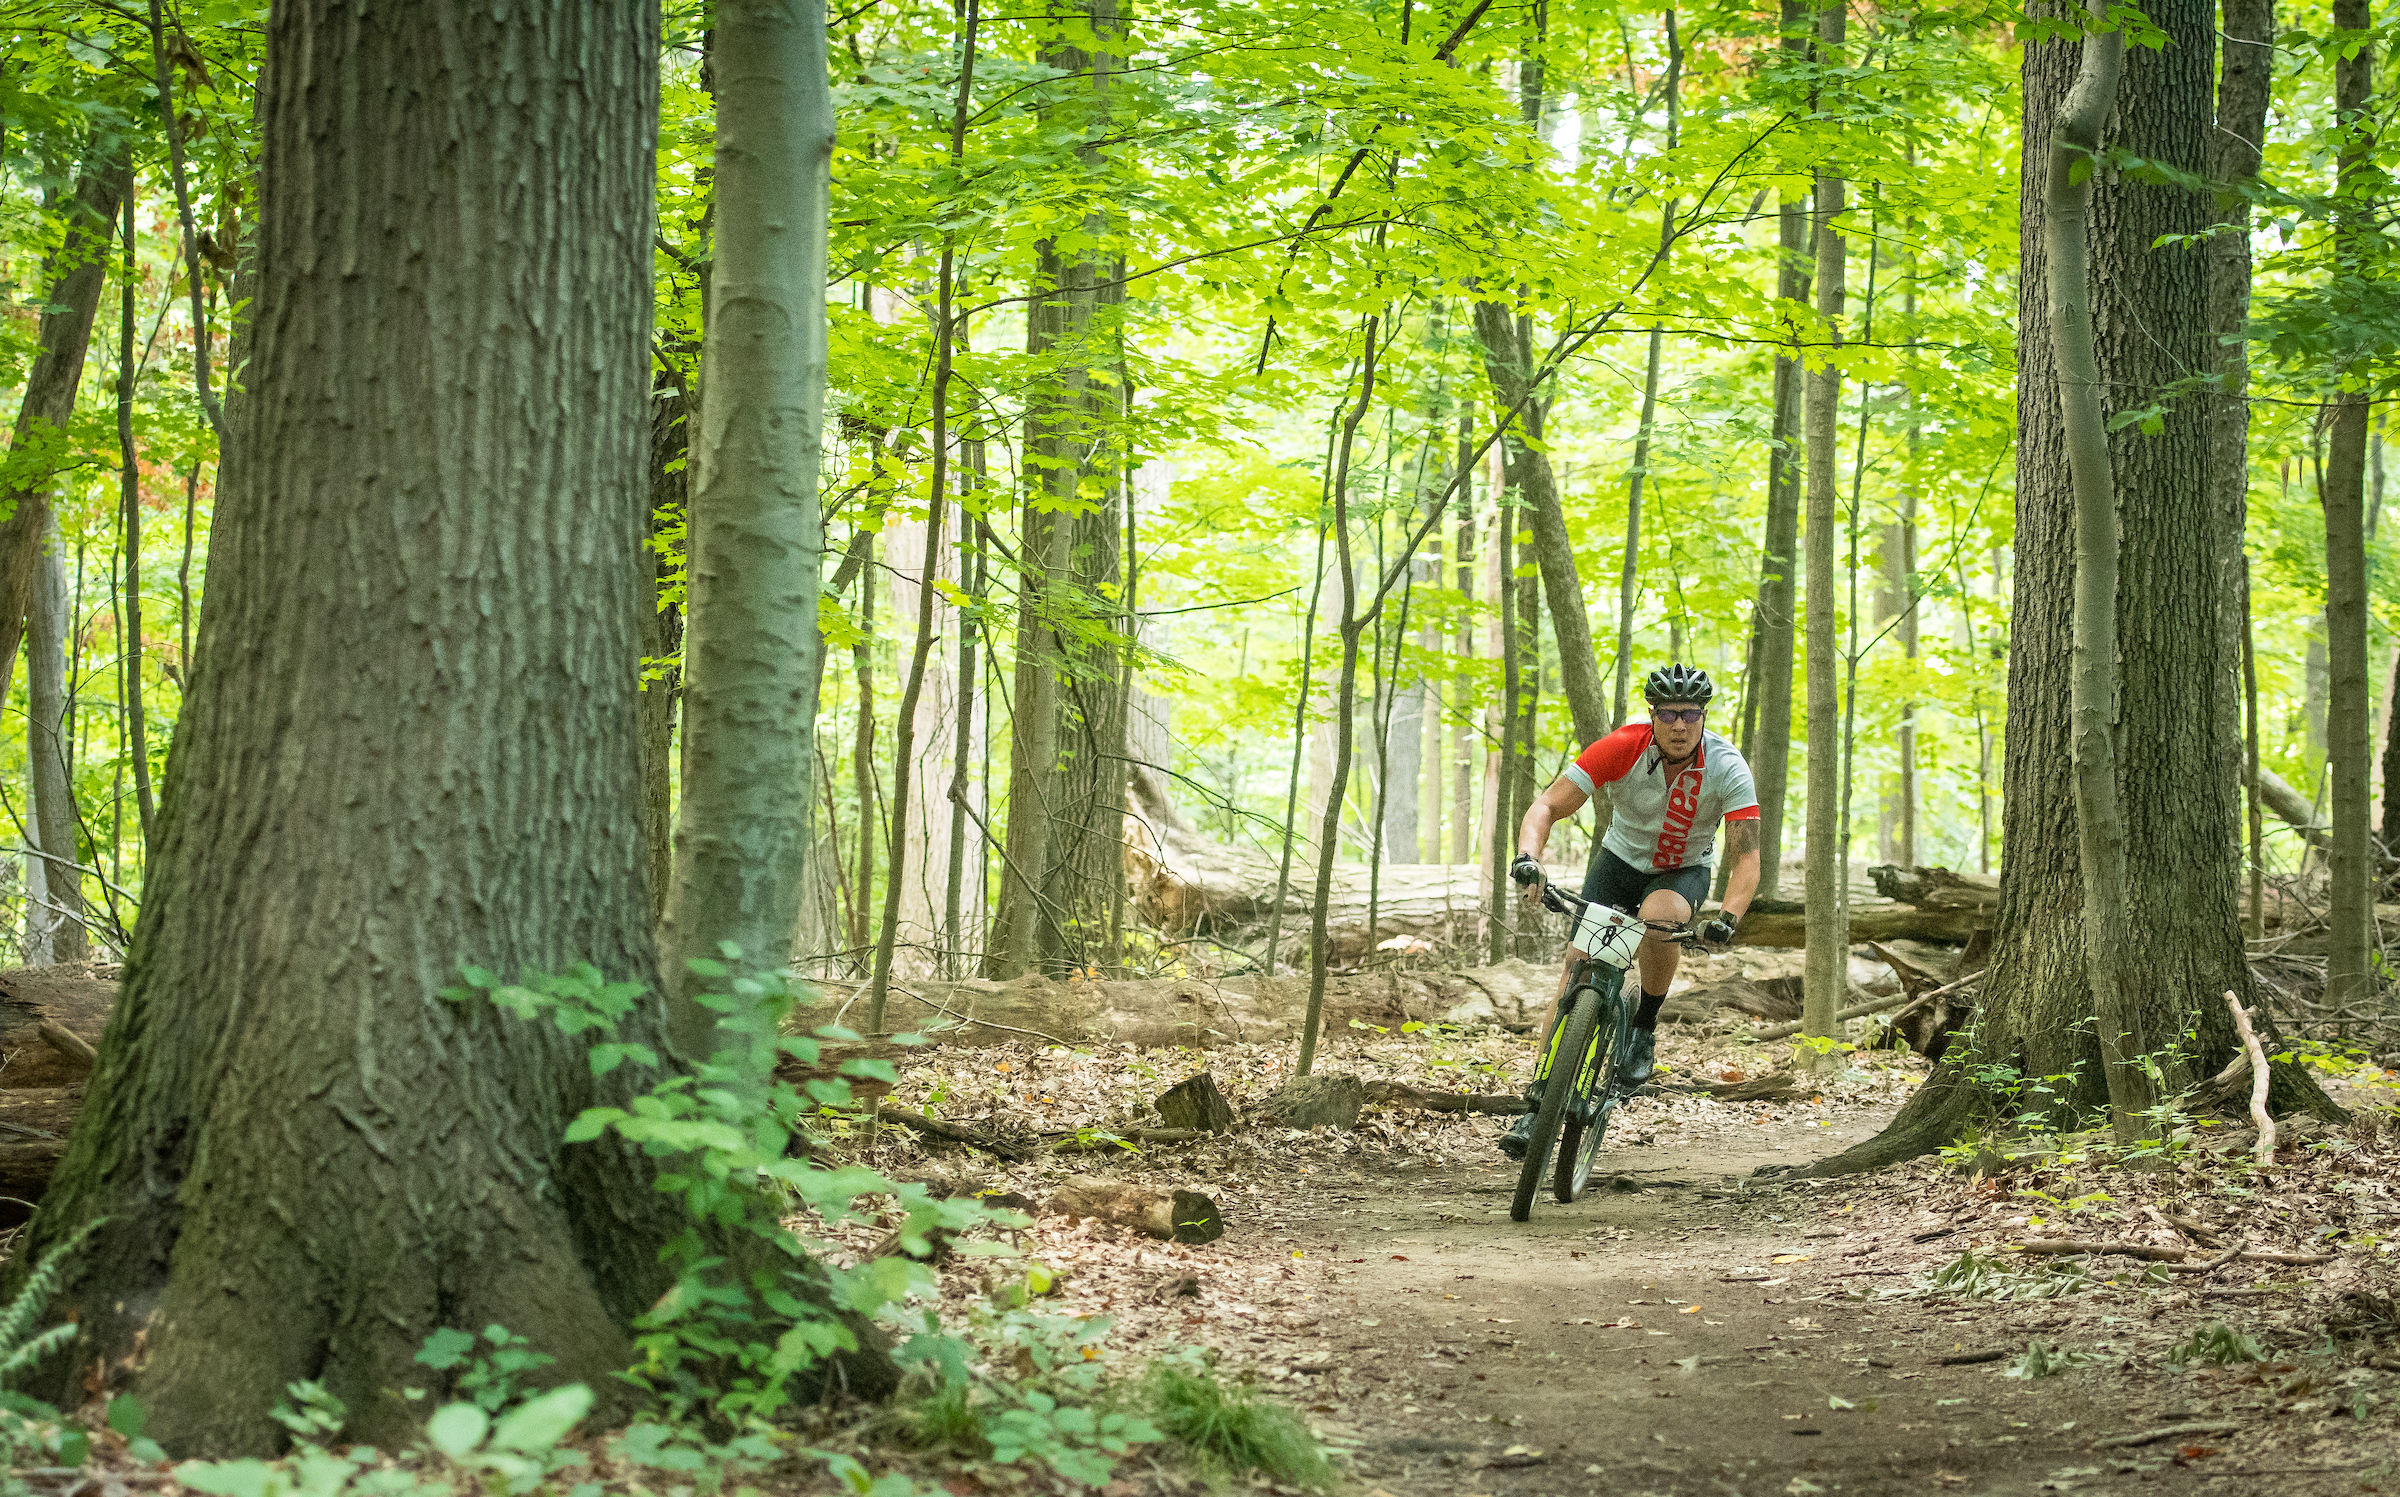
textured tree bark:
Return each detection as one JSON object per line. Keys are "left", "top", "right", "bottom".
{"left": 2322, "top": 0, "right": 2375, "bottom": 1005}
{"left": 1790, "top": 0, "right": 2336, "bottom": 1177}
{"left": 26, "top": 522, "right": 87, "bottom": 965}
{"left": 2209, "top": 0, "right": 2272, "bottom": 852}
{"left": 1452, "top": 472, "right": 1477, "bottom": 864}
{"left": 1472, "top": 302, "right": 1609, "bottom": 750}
{"left": 2047, "top": 5, "right": 2153, "bottom": 1141}
{"left": 851, "top": 555, "right": 877, "bottom": 960}
{"left": 0, "top": 151, "right": 127, "bottom": 721}
{"left": 1800, "top": 3, "right": 1848, "bottom": 1055}
{"left": 19, "top": 1, "right": 736, "bottom": 1451}
{"left": 992, "top": 0, "right": 1122, "bottom": 978}
{"left": 639, "top": 388, "right": 689, "bottom": 926}
{"left": 662, "top": 0, "right": 836, "bottom": 1043}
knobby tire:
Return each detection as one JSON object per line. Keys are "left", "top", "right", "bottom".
{"left": 1510, "top": 988, "right": 1600, "bottom": 1222}
{"left": 1555, "top": 998, "right": 1621, "bottom": 1203}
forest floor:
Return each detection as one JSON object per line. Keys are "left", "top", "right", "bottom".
{"left": 812, "top": 998, "right": 2400, "bottom": 1497}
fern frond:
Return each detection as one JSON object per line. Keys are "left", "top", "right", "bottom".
{"left": 0, "top": 1220, "right": 101, "bottom": 1384}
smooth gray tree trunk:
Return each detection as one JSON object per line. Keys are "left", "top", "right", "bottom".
{"left": 25, "top": 522, "right": 86, "bottom": 965}
{"left": 662, "top": 0, "right": 836, "bottom": 1043}
{"left": 1801, "top": 0, "right": 1848, "bottom": 1056}
{"left": 2047, "top": 2, "right": 2152, "bottom": 1140}
{"left": 0, "top": 149, "right": 127, "bottom": 721}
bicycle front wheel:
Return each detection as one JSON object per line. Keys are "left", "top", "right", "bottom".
{"left": 1554, "top": 1000, "right": 1623, "bottom": 1203}
{"left": 1510, "top": 988, "right": 1600, "bottom": 1223}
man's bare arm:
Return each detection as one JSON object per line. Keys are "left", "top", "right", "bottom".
{"left": 1718, "top": 818, "right": 1761, "bottom": 921}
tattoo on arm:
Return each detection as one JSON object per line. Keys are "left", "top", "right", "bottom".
{"left": 1725, "top": 819, "right": 1758, "bottom": 856}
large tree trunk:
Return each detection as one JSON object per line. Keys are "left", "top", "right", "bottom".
{"left": 21, "top": 1, "right": 714, "bottom": 1452}
{"left": 2322, "top": 0, "right": 2376, "bottom": 1004}
{"left": 1800, "top": 3, "right": 1848, "bottom": 1054}
{"left": 1794, "top": 0, "right": 2336, "bottom": 1177}
{"left": 0, "top": 149, "right": 128, "bottom": 718}
{"left": 662, "top": 0, "right": 836, "bottom": 1044}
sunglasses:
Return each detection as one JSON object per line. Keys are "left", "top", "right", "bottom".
{"left": 1652, "top": 708, "right": 1706, "bottom": 726}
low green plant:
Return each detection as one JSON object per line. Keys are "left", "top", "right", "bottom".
{"left": 2003, "top": 1340, "right": 2099, "bottom": 1379}
{"left": 177, "top": 1379, "right": 595, "bottom": 1497}
{"left": 891, "top": 1306, "right": 1161, "bottom": 1488}
{"left": 0, "top": 1221, "right": 103, "bottom": 1489}
{"left": 449, "top": 952, "right": 1007, "bottom": 1428}
{"left": 2170, "top": 1321, "right": 2269, "bottom": 1367}
{"left": 1920, "top": 1250, "right": 2094, "bottom": 1302}
{"left": 414, "top": 1325, "right": 554, "bottom": 1414}
{"left": 1143, "top": 1356, "right": 1332, "bottom": 1489}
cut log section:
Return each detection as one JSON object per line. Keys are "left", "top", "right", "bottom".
{"left": 1257, "top": 1074, "right": 1363, "bottom": 1130}
{"left": 1156, "top": 1073, "right": 1234, "bottom": 1133}
{"left": 1052, "top": 1174, "right": 1226, "bottom": 1244}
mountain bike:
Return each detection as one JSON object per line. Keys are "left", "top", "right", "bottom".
{"left": 1509, "top": 882, "right": 1703, "bottom": 1222}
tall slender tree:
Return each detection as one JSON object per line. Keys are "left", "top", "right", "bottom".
{"left": 662, "top": 0, "right": 838, "bottom": 1044}
{"left": 2321, "top": 0, "right": 2376, "bottom": 1006}
{"left": 1800, "top": 0, "right": 1849, "bottom": 1054}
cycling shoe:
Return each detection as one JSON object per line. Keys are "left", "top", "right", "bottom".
{"left": 1498, "top": 1110, "right": 1536, "bottom": 1161}
{"left": 1624, "top": 1028, "right": 1658, "bottom": 1089}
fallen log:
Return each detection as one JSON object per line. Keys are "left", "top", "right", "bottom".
{"left": 1660, "top": 1072, "right": 1802, "bottom": 1103}
{"left": 1363, "top": 1080, "right": 1524, "bottom": 1116}
{"left": 1867, "top": 865, "right": 2000, "bottom": 911}
{"left": 1048, "top": 1128, "right": 1206, "bottom": 1153}
{"left": 1733, "top": 905, "right": 1984, "bottom": 948}
{"left": 1052, "top": 1174, "right": 1226, "bottom": 1244}
{"left": 0, "top": 966, "right": 114, "bottom": 1087}
{"left": 2011, "top": 1238, "right": 2334, "bottom": 1267}
{"left": 1743, "top": 972, "right": 1978, "bottom": 1042}
{"left": 852, "top": 1105, "right": 1031, "bottom": 1163}
{"left": 1122, "top": 766, "right": 1568, "bottom": 961}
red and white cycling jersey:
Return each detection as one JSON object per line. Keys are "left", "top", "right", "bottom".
{"left": 1563, "top": 724, "right": 1760, "bottom": 871}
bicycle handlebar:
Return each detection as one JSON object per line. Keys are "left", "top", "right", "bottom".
{"left": 1534, "top": 877, "right": 1707, "bottom": 947}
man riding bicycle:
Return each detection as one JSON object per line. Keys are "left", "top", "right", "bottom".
{"left": 1498, "top": 663, "right": 1762, "bottom": 1161}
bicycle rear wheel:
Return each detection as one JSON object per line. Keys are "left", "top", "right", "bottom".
{"left": 1510, "top": 988, "right": 1599, "bottom": 1222}
{"left": 1554, "top": 1002, "right": 1623, "bottom": 1203}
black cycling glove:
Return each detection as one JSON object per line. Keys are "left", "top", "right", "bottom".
{"left": 1509, "top": 852, "right": 1544, "bottom": 888}
{"left": 1701, "top": 908, "right": 1741, "bottom": 946}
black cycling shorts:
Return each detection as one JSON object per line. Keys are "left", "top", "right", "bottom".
{"left": 1582, "top": 846, "right": 1710, "bottom": 919}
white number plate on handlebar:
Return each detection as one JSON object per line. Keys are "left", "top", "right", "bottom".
{"left": 1572, "top": 903, "right": 1646, "bottom": 967}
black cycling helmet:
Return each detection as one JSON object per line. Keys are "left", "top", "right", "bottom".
{"left": 1643, "top": 662, "right": 1714, "bottom": 706}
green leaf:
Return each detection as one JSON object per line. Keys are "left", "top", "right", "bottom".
{"left": 489, "top": 1384, "right": 593, "bottom": 1453}
{"left": 425, "top": 1402, "right": 489, "bottom": 1459}
{"left": 175, "top": 1460, "right": 283, "bottom": 1497}
{"left": 107, "top": 1391, "right": 146, "bottom": 1439}
{"left": 415, "top": 1327, "right": 476, "bottom": 1370}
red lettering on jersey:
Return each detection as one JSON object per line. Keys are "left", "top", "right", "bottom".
{"left": 1654, "top": 769, "right": 1703, "bottom": 868}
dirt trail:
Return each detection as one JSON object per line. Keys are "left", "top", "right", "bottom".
{"left": 855, "top": 1014, "right": 2400, "bottom": 1497}
{"left": 1175, "top": 1112, "right": 2397, "bottom": 1497}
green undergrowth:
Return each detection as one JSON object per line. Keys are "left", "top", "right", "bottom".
{"left": 0, "top": 954, "right": 1333, "bottom": 1497}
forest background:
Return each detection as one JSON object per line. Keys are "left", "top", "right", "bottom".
{"left": 0, "top": 0, "right": 2391, "bottom": 991}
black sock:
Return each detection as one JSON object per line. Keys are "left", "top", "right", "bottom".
{"left": 1634, "top": 990, "right": 1666, "bottom": 1030}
